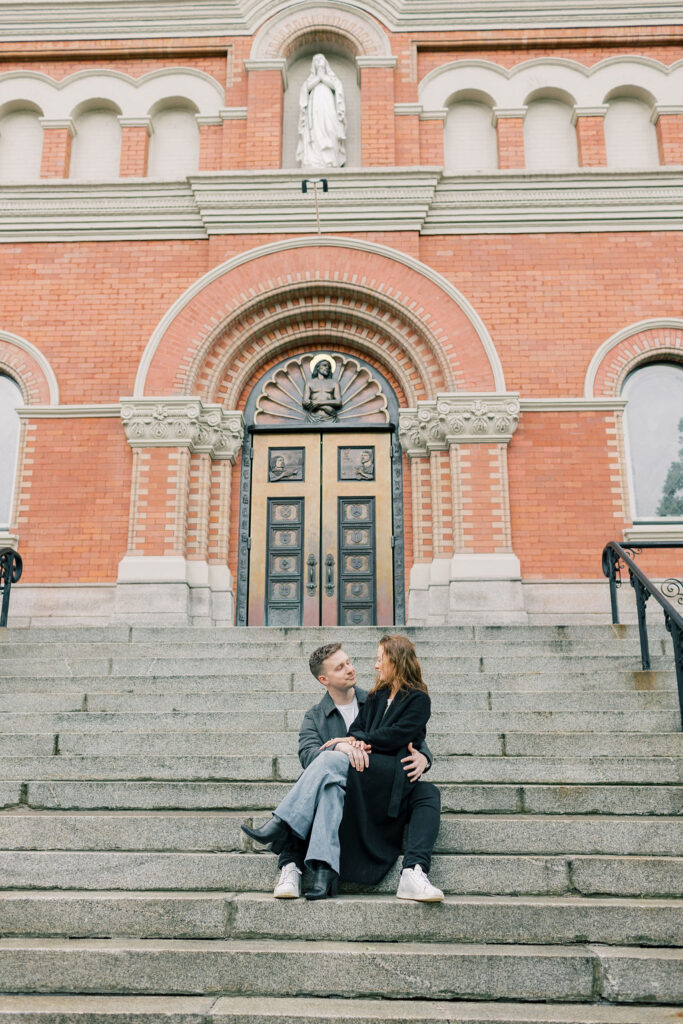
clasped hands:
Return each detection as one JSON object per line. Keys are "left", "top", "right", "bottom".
{"left": 320, "top": 737, "right": 428, "bottom": 780}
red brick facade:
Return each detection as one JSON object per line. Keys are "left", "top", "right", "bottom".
{"left": 2, "top": 4, "right": 681, "bottom": 623}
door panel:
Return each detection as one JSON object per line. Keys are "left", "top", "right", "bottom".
{"left": 248, "top": 432, "right": 393, "bottom": 626}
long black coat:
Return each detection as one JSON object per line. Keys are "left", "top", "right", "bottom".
{"left": 338, "top": 687, "right": 431, "bottom": 884}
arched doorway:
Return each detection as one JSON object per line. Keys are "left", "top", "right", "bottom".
{"left": 237, "top": 352, "right": 404, "bottom": 627}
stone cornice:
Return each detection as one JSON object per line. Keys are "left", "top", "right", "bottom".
{"left": 3, "top": 170, "right": 683, "bottom": 241}
{"left": 2, "top": 1, "right": 683, "bottom": 40}
{"left": 120, "top": 397, "right": 244, "bottom": 461}
{"left": 399, "top": 393, "right": 520, "bottom": 456}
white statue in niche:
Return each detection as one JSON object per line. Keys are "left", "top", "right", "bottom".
{"left": 297, "top": 53, "right": 346, "bottom": 168}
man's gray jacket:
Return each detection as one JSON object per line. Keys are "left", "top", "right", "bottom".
{"left": 298, "top": 687, "right": 433, "bottom": 771}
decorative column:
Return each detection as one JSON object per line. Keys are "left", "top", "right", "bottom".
{"left": 573, "top": 106, "right": 608, "bottom": 167}
{"left": 399, "top": 393, "right": 524, "bottom": 625}
{"left": 653, "top": 105, "right": 683, "bottom": 165}
{"left": 493, "top": 108, "right": 527, "bottom": 170}
{"left": 244, "top": 59, "right": 286, "bottom": 169}
{"left": 394, "top": 103, "right": 421, "bottom": 166}
{"left": 118, "top": 117, "right": 151, "bottom": 177}
{"left": 358, "top": 56, "right": 398, "bottom": 166}
{"left": 39, "top": 118, "right": 74, "bottom": 178}
{"left": 116, "top": 397, "right": 243, "bottom": 625}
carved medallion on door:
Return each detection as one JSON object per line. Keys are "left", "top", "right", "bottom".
{"left": 248, "top": 432, "right": 393, "bottom": 626}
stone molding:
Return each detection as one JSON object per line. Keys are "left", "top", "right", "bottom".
{"left": 17, "top": 404, "right": 120, "bottom": 418}
{"left": 39, "top": 117, "right": 75, "bottom": 135}
{"left": 572, "top": 105, "right": 609, "bottom": 124}
{"left": 399, "top": 393, "right": 520, "bottom": 456}
{"left": 0, "top": 329, "right": 60, "bottom": 405}
{"left": 584, "top": 317, "right": 683, "bottom": 398}
{"left": 3, "top": 1, "right": 683, "bottom": 40}
{"left": 120, "top": 397, "right": 244, "bottom": 461}
{"left": 6, "top": 170, "right": 683, "bottom": 241}
{"left": 244, "top": 58, "right": 288, "bottom": 89}
{"left": 118, "top": 116, "right": 153, "bottom": 131}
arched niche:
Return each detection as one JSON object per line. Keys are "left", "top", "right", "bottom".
{"left": 0, "top": 102, "right": 43, "bottom": 181}
{"left": 444, "top": 90, "right": 497, "bottom": 174}
{"left": 70, "top": 100, "right": 122, "bottom": 179}
{"left": 148, "top": 98, "right": 199, "bottom": 178}
{"left": 0, "top": 372, "right": 24, "bottom": 527}
{"left": 283, "top": 43, "right": 360, "bottom": 169}
{"left": 523, "top": 89, "right": 578, "bottom": 171}
{"left": 603, "top": 87, "right": 659, "bottom": 169}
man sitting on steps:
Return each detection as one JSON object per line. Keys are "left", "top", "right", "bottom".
{"left": 271, "top": 640, "right": 443, "bottom": 902}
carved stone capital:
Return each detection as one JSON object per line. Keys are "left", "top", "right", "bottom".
{"left": 120, "top": 398, "right": 244, "bottom": 462}
{"left": 399, "top": 393, "right": 520, "bottom": 457}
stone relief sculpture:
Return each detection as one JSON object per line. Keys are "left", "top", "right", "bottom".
{"left": 297, "top": 53, "right": 346, "bottom": 168}
{"left": 302, "top": 356, "right": 343, "bottom": 421}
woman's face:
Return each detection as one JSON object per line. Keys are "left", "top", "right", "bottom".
{"left": 374, "top": 644, "right": 391, "bottom": 682}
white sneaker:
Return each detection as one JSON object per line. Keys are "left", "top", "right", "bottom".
{"left": 396, "top": 864, "right": 444, "bottom": 902}
{"left": 273, "top": 862, "right": 302, "bottom": 899}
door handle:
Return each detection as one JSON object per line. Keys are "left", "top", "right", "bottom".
{"left": 325, "top": 553, "right": 335, "bottom": 596}
{"left": 306, "top": 554, "right": 318, "bottom": 595}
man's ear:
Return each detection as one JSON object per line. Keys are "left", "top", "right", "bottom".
{"left": 318, "top": 674, "right": 330, "bottom": 689}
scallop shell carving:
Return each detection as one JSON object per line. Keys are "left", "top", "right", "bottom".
{"left": 255, "top": 354, "right": 389, "bottom": 426}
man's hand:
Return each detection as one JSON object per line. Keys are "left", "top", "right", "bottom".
{"left": 334, "top": 741, "right": 369, "bottom": 772}
{"left": 401, "top": 742, "right": 428, "bottom": 782}
{"left": 320, "top": 737, "right": 370, "bottom": 752}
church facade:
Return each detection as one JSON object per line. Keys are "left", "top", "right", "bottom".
{"left": 1, "top": 0, "right": 682, "bottom": 627}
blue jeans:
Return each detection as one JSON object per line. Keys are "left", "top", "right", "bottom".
{"left": 274, "top": 750, "right": 349, "bottom": 874}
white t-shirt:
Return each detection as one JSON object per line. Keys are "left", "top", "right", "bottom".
{"left": 334, "top": 696, "right": 359, "bottom": 732}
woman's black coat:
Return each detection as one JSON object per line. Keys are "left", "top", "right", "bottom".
{"left": 338, "top": 687, "right": 431, "bottom": 884}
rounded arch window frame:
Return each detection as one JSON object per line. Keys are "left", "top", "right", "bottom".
{"left": 0, "top": 367, "right": 26, "bottom": 531}
{"left": 620, "top": 355, "right": 683, "bottom": 524}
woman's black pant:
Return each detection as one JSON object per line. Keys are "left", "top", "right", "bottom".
{"left": 278, "top": 779, "right": 441, "bottom": 875}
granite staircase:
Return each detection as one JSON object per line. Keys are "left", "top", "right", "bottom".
{"left": 0, "top": 624, "right": 681, "bottom": 1024}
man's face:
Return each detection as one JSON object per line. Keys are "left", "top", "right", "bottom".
{"left": 317, "top": 361, "right": 331, "bottom": 377}
{"left": 320, "top": 648, "right": 356, "bottom": 692}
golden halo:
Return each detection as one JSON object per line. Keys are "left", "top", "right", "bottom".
{"left": 309, "top": 353, "right": 337, "bottom": 374}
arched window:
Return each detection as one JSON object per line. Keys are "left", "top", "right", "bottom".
{"left": 70, "top": 106, "right": 122, "bottom": 180}
{"left": 0, "top": 374, "right": 24, "bottom": 527}
{"left": 444, "top": 98, "right": 497, "bottom": 173}
{"left": 604, "top": 96, "right": 659, "bottom": 169}
{"left": 622, "top": 362, "right": 683, "bottom": 520}
{"left": 148, "top": 105, "right": 199, "bottom": 178}
{"left": 0, "top": 108, "right": 43, "bottom": 182}
{"left": 524, "top": 97, "right": 578, "bottom": 171}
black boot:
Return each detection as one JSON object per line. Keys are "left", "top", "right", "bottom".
{"left": 241, "top": 815, "right": 291, "bottom": 853}
{"left": 305, "top": 861, "right": 339, "bottom": 901}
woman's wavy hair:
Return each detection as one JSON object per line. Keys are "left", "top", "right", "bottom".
{"left": 369, "top": 634, "right": 428, "bottom": 697}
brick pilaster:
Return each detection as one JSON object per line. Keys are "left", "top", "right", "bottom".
{"left": 419, "top": 110, "right": 447, "bottom": 166}
{"left": 358, "top": 58, "right": 397, "bottom": 166}
{"left": 653, "top": 106, "right": 683, "bottom": 165}
{"left": 118, "top": 118, "right": 151, "bottom": 178}
{"left": 39, "top": 119, "right": 74, "bottom": 178}
{"left": 574, "top": 107, "right": 608, "bottom": 167}
{"left": 494, "top": 108, "right": 526, "bottom": 170}
{"left": 245, "top": 60, "right": 285, "bottom": 169}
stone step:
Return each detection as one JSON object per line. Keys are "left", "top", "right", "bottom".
{"left": 1, "top": 812, "right": 680, "bottom": 858}
{"left": 0, "top": 850, "right": 679, "bottom": 897}
{"left": 2, "top": 710, "right": 679, "bottom": 735}
{"left": 0, "top": 754, "right": 680, "bottom": 784}
{"left": 7, "top": 730, "right": 681, "bottom": 759}
{"left": 1, "top": 891, "right": 681, "bottom": 947}
{"left": 2, "top": 670, "right": 677, "bottom": 693}
{"left": 0, "top": 937, "right": 680, "bottom": 1004}
{"left": 1, "top": 654, "right": 671, "bottom": 678}
{"left": 7, "top": 995, "right": 683, "bottom": 1024}
{"left": 1, "top": 690, "right": 677, "bottom": 714}
{"left": 0, "top": 995, "right": 680, "bottom": 1024}
{"left": 17, "top": 780, "right": 683, "bottom": 815}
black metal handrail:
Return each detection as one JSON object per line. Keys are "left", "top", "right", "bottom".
{"left": 602, "top": 541, "right": 683, "bottom": 728}
{"left": 0, "top": 548, "right": 22, "bottom": 628}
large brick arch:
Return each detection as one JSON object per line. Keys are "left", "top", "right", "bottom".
{"left": 136, "top": 238, "right": 504, "bottom": 404}
{"left": 585, "top": 318, "right": 683, "bottom": 398}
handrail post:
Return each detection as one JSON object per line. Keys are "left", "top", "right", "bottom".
{"left": 605, "top": 547, "right": 620, "bottom": 624}
{"left": 667, "top": 617, "right": 683, "bottom": 728}
{"left": 0, "top": 548, "right": 23, "bottom": 628}
{"left": 630, "top": 571, "right": 651, "bottom": 671}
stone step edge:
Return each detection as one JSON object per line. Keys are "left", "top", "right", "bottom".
{"left": 0, "top": 996, "right": 680, "bottom": 1024}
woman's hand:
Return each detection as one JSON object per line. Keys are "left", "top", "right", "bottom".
{"left": 320, "top": 736, "right": 371, "bottom": 751}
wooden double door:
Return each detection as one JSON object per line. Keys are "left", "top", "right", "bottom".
{"left": 247, "top": 432, "right": 394, "bottom": 626}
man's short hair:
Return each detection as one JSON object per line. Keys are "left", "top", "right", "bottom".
{"left": 309, "top": 641, "right": 342, "bottom": 680}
